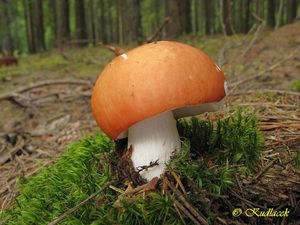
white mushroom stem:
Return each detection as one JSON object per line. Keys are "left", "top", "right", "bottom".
{"left": 128, "top": 111, "right": 181, "bottom": 181}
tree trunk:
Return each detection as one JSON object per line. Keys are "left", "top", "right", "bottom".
{"left": 165, "top": 0, "right": 192, "bottom": 38}
{"left": 276, "top": 0, "right": 284, "bottom": 28}
{"left": 35, "top": 0, "right": 46, "bottom": 51}
{"left": 244, "top": 0, "right": 251, "bottom": 33}
{"left": 75, "top": 0, "right": 87, "bottom": 46}
{"left": 100, "top": 0, "right": 107, "bottom": 43}
{"left": 0, "top": 0, "right": 13, "bottom": 55}
{"left": 89, "top": 0, "right": 96, "bottom": 45}
{"left": 24, "top": 0, "right": 36, "bottom": 53}
{"left": 49, "top": 0, "right": 57, "bottom": 43}
{"left": 255, "top": 0, "right": 262, "bottom": 20}
{"left": 55, "top": 0, "right": 70, "bottom": 47}
{"left": 194, "top": 0, "right": 199, "bottom": 34}
{"left": 287, "top": 0, "right": 297, "bottom": 23}
{"left": 107, "top": 0, "right": 114, "bottom": 42}
{"left": 116, "top": 0, "right": 123, "bottom": 44}
{"left": 204, "top": 0, "right": 211, "bottom": 35}
{"left": 122, "top": 0, "right": 143, "bottom": 44}
{"left": 223, "top": 0, "right": 233, "bottom": 35}
{"left": 155, "top": 0, "right": 160, "bottom": 29}
{"left": 267, "top": 0, "right": 276, "bottom": 28}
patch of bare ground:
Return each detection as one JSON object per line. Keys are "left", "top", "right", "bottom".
{"left": 0, "top": 21, "right": 299, "bottom": 224}
{"left": 0, "top": 79, "right": 98, "bottom": 209}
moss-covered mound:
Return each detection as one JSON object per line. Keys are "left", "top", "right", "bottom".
{"left": 1, "top": 111, "right": 264, "bottom": 225}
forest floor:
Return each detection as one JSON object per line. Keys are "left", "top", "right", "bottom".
{"left": 0, "top": 21, "right": 299, "bottom": 224}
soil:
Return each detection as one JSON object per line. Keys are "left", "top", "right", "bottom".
{"left": 0, "top": 21, "right": 299, "bottom": 223}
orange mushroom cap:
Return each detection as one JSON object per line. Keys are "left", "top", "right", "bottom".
{"left": 91, "top": 41, "right": 226, "bottom": 139}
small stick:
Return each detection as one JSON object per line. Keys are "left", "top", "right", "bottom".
{"left": 109, "top": 185, "right": 125, "bottom": 194}
{"left": 229, "top": 188, "right": 266, "bottom": 209}
{"left": 240, "top": 23, "right": 264, "bottom": 58}
{"left": 173, "top": 202, "right": 187, "bottom": 225}
{"left": 167, "top": 179, "right": 209, "bottom": 225}
{"left": 174, "top": 200, "right": 201, "bottom": 225}
{"left": 97, "top": 42, "right": 125, "bottom": 56}
{"left": 146, "top": 17, "right": 171, "bottom": 43}
{"left": 249, "top": 159, "right": 277, "bottom": 184}
{"left": 136, "top": 160, "right": 159, "bottom": 173}
{"left": 216, "top": 217, "right": 227, "bottom": 225}
{"left": 47, "top": 182, "right": 111, "bottom": 225}
{"left": 119, "top": 177, "right": 159, "bottom": 197}
{"left": 171, "top": 171, "right": 186, "bottom": 194}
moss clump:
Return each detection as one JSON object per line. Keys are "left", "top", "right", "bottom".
{"left": 292, "top": 152, "right": 300, "bottom": 169}
{"left": 177, "top": 110, "right": 264, "bottom": 169}
{"left": 1, "top": 110, "right": 264, "bottom": 225}
{"left": 1, "top": 133, "right": 114, "bottom": 225}
{"left": 91, "top": 192, "right": 181, "bottom": 225}
{"left": 289, "top": 80, "right": 300, "bottom": 92}
{"left": 171, "top": 110, "right": 264, "bottom": 194}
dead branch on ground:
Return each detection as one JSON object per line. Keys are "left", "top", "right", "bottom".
{"left": 0, "top": 79, "right": 92, "bottom": 101}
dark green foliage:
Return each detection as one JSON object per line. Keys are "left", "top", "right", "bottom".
{"left": 173, "top": 110, "right": 264, "bottom": 194}
{"left": 289, "top": 80, "right": 300, "bottom": 92}
{"left": 2, "top": 110, "right": 264, "bottom": 224}
{"left": 292, "top": 152, "right": 300, "bottom": 168}
{"left": 167, "top": 141, "right": 234, "bottom": 194}
{"left": 177, "top": 110, "right": 264, "bottom": 169}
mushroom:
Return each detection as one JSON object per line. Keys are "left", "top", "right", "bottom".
{"left": 91, "top": 41, "right": 227, "bottom": 181}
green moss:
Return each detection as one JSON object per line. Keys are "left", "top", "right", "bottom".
{"left": 177, "top": 109, "right": 264, "bottom": 169}
{"left": 91, "top": 192, "right": 182, "bottom": 225}
{"left": 172, "top": 110, "right": 264, "bottom": 194}
{"left": 1, "top": 110, "right": 264, "bottom": 224}
{"left": 289, "top": 80, "right": 300, "bottom": 92}
{"left": 1, "top": 133, "right": 114, "bottom": 225}
{"left": 292, "top": 152, "right": 300, "bottom": 169}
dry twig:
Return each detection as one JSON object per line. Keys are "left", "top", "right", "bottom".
{"left": 174, "top": 199, "right": 202, "bottom": 225}
{"left": 97, "top": 42, "right": 125, "bottom": 56}
{"left": 166, "top": 179, "right": 209, "bottom": 225}
{"left": 248, "top": 159, "right": 277, "bottom": 184}
{"left": 146, "top": 17, "right": 171, "bottom": 43}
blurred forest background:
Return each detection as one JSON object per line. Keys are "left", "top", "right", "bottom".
{"left": 0, "top": 0, "right": 299, "bottom": 55}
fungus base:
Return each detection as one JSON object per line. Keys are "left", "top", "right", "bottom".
{"left": 128, "top": 111, "right": 181, "bottom": 181}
